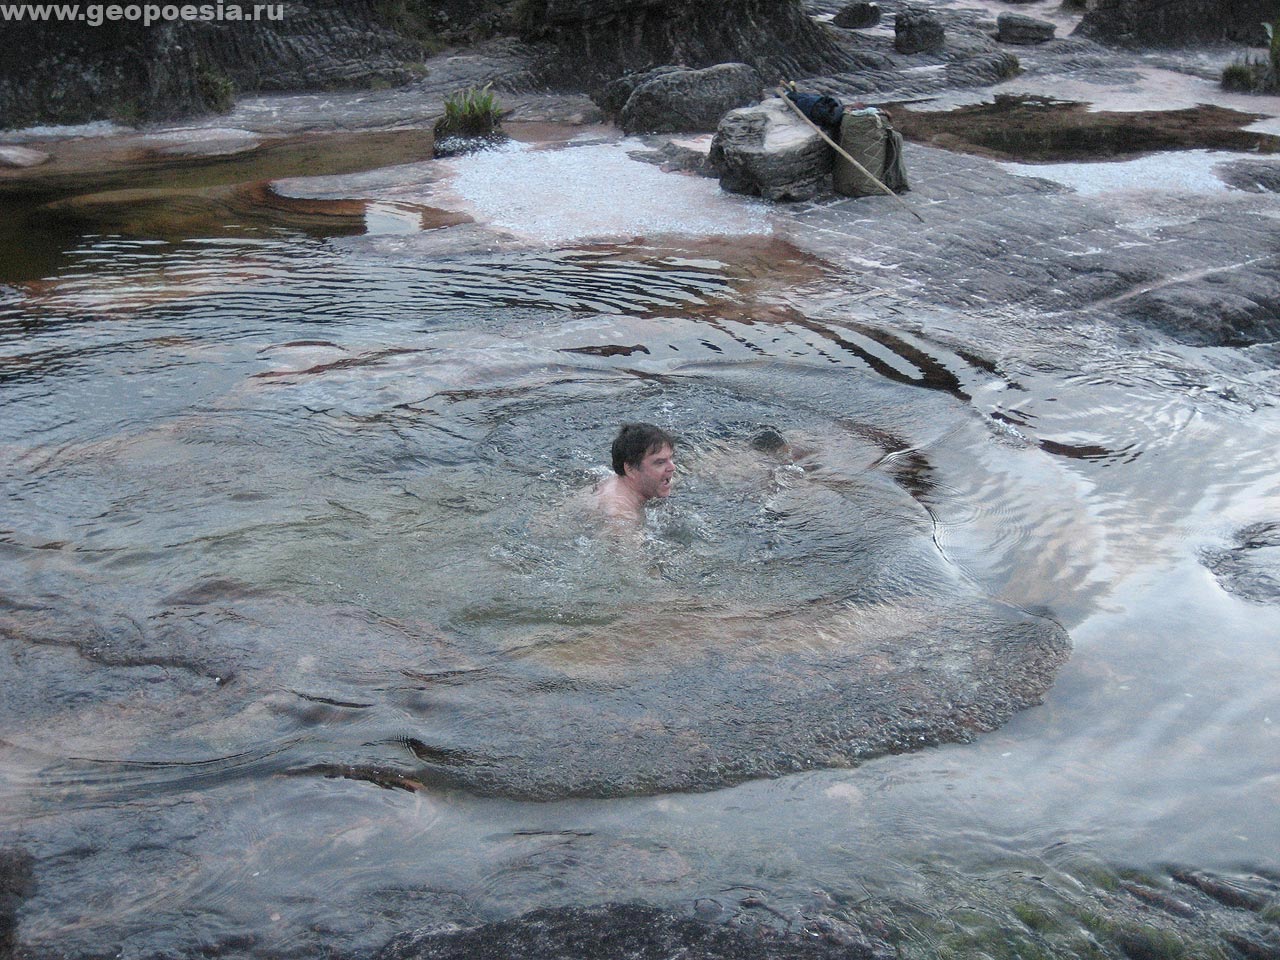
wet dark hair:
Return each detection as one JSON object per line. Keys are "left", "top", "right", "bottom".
{"left": 611, "top": 422, "right": 675, "bottom": 475}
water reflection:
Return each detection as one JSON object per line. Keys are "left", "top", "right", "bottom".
{"left": 2, "top": 210, "right": 1278, "bottom": 957}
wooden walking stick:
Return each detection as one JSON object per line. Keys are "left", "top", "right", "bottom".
{"left": 776, "top": 85, "right": 925, "bottom": 223}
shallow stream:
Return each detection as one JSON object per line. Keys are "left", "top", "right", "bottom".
{"left": 2, "top": 128, "right": 1278, "bottom": 957}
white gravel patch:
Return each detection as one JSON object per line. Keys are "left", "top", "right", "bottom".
{"left": 444, "top": 139, "right": 772, "bottom": 243}
{"left": 998, "top": 149, "right": 1270, "bottom": 195}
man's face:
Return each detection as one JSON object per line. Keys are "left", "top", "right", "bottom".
{"left": 626, "top": 444, "right": 676, "bottom": 501}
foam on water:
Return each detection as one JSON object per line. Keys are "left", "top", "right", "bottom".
{"left": 999, "top": 149, "right": 1270, "bottom": 195}
{"left": 443, "top": 139, "right": 772, "bottom": 243}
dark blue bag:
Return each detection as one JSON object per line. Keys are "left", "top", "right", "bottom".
{"left": 786, "top": 91, "right": 844, "bottom": 129}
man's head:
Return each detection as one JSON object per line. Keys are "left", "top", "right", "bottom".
{"left": 611, "top": 422, "right": 676, "bottom": 501}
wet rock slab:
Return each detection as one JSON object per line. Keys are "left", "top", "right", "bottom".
{"left": 367, "top": 599, "right": 1067, "bottom": 800}
{"left": 136, "top": 128, "right": 264, "bottom": 158}
{"left": 378, "top": 903, "right": 888, "bottom": 960}
{"left": 0, "top": 146, "right": 50, "bottom": 168}
{"left": 0, "top": 376, "right": 1070, "bottom": 805}
{"left": 775, "top": 140, "right": 1280, "bottom": 348}
{"left": 1216, "top": 158, "right": 1280, "bottom": 194}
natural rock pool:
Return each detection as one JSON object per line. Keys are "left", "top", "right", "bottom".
{"left": 3, "top": 106, "right": 1279, "bottom": 958}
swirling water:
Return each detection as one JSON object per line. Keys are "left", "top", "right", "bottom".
{"left": 2, "top": 151, "right": 1279, "bottom": 958}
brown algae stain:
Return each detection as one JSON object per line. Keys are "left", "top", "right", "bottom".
{"left": 889, "top": 95, "right": 1280, "bottom": 162}
{"left": 40, "top": 181, "right": 469, "bottom": 242}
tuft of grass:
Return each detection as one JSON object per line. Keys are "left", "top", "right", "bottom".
{"left": 434, "top": 83, "right": 503, "bottom": 139}
{"left": 196, "top": 60, "right": 234, "bottom": 114}
{"left": 1221, "top": 60, "right": 1260, "bottom": 90}
{"left": 1222, "top": 20, "right": 1280, "bottom": 92}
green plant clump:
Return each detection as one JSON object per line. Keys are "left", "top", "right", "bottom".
{"left": 435, "top": 83, "right": 503, "bottom": 139}
{"left": 1221, "top": 19, "right": 1280, "bottom": 92}
{"left": 1221, "top": 60, "right": 1261, "bottom": 90}
{"left": 196, "top": 60, "right": 235, "bottom": 114}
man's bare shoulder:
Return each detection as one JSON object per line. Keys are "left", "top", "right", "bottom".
{"left": 565, "top": 475, "right": 639, "bottom": 526}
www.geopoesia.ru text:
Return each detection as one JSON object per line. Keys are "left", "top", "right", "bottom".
{"left": 0, "top": 3, "right": 284, "bottom": 27}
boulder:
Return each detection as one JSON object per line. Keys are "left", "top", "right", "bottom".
{"left": 998, "top": 12, "right": 1056, "bottom": 43}
{"left": 946, "top": 51, "right": 1022, "bottom": 85}
{"left": 709, "top": 96, "right": 834, "bottom": 201}
{"left": 833, "top": 2, "right": 882, "bottom": 28}
{"left": 895, "top": 9, "right": 946, "bottom": 53}
{"left": 594, "top": 66, "right": 684, "bottom": 118}
{"left": 619, "top": 62, "right": 764, "bottom": 134}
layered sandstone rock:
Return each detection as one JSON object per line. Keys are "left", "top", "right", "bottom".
{"left": 710, "top": 96, "right": 835, "bottom": 200}
{"left": 614, "top": 63, "right": 764, "bottom": 134}
{"left": 0, "top": 2, "right": 431, "bottom": 128}
{"left": 518, "top": 0, "right": 855, "bottom": 87}
{"left": 998, "top": 12, "right": 1057, "bottom": 44}
{"left": 1074, "top": 0, "right": 1274, "bottom": 46}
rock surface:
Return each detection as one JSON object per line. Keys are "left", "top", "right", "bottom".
{"left": 1205, "top": 522, "right": 1280, "bottom": 603}
{"left": 833, "top": 2, "right": 882, "bottom": 29}
{"left": 998, "top": 13, "right": 1056, "bottom": 44}
{"left": 1216, "top": 158, "right": 1280, "bottom": 193}
{"left": 895, "top": 9, "right": 947, "bottom": 54}
{"left": 1074, "top": 0, "right": 1275, "bottom": 45}
{"left": 710, "top": 97, "right": 836, "bottom": 200}
{"left": 521, "top": 0, "right": 856, "bottom": 87}
{"left": 378, "top": 903, "right": 887, "bottom": 960}
{"left": 0, "top": 848, "right": 34, "bottom": 960}
{"left": 594, "top": 66, "right": 685, "bottom": 118}
{"left": 772, "top": 141, "right": 1280, "bottom": 349}
{"left": 0, "top": 146, "right": 51, "bottom": 168}
{"left": 945, "top": 51, "right": 1022, "bottom": 86}
{"left": 0, "top": 2, "right": 430, "bottom": 128}
{"left": 618, "top": 63, "right": 764, "bottom": 134}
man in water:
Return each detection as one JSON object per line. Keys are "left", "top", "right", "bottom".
{"left": 591, "top": 422, "right": 677, "bottom": 523}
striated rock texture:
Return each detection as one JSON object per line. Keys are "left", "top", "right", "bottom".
{"left": 0, "top": 1, "right": 430, "bottom": 128}
{"left": 378, "top": 903, "right": 887, "bottom": 959}
{"left": 1204, "top": 521, "right": 1280, "bottom": 603}
{"left": 618, "top": 63, "right": 764, "bottom": 133}
{"left": 1074, "top": 0, "right": 1277, "bottom": 46}
{"left": 833, "top": 1, "right": 883, "bottom": 28}
{"left": 998, "top": 12, "right": 1056, "bottom": 44}
{"left": 895, "top": 9, "right": 947, "bottom": 54}
{"left": 517, "top": 0, "right": 857, "bottom": 87}
{"left": 710, "top": 97, "right": 835, "bottom": 200}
